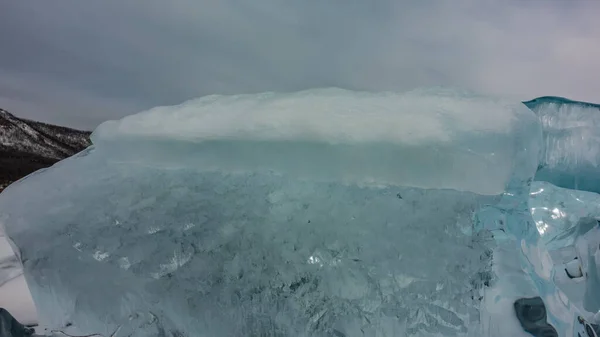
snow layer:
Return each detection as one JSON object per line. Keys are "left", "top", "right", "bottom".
{"left": 0, "top": 274, "right": 37, "bottom": 326}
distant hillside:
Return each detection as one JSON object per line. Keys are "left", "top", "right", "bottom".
{"left": 0, "top": 109, "right": 91, "bottom": 192}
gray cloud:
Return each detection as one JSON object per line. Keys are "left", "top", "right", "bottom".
{"left": 1, "top": 0, "right": 599, "bottom": 129}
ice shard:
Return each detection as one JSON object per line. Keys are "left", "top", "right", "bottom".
{"left": 0, "top": 88, "right": 543, "bottom": 336}
{"left": 524, "top": 96, "right": 600, "bottom": 193}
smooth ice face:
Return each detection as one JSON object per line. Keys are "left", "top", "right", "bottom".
{"left": 0, "top": 88, "right": 543, "bottom": 336}
{"left": 524, "top": 97, "right": 600, "bottom": 193}
{"left": 94, "top": 88, "right": 541, "bottom": 195}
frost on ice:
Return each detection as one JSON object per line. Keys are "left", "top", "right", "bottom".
{"left": 0, "top": 88, "right": 544, "bottom": 336}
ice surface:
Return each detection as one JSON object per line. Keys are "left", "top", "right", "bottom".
{"left": 5, "top": 167, "right": 501, "bottom": 337}
{"left": 524, "top": 96, "right": 600, "bottom": 193}
{"left": 0, "top": 88, "right": 544, "bottom": 336}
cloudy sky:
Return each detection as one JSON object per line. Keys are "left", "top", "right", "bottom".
{"left": 1, "top": 1, "right": 599, "bottom": 129}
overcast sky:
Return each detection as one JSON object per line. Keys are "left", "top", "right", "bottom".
{"left": 1, "top": 1, "right": 599, "bottom": 129}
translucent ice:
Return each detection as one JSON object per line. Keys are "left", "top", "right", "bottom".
{"left": 477, "top": 181, "right": 600, "bottom": 336}
{"left": 530, "top": 181, "right": 600, "bottom": 249}
{"left": 94, "top": 88, "right": 540, "bottom": 195}
{"left": 524, "top": 96, "right": 600, "bottom": 193}
{"left": 0, "top": 88, "right": 543, "bottom": 336}
{"left": 529, "top": 181, "right": 600, "bottom": 315}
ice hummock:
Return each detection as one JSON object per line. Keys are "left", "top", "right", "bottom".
{"left": 0, "top": 88, "right": 544, "bottom": 336}
{"left": 524, "top": 96, "right": 600, "bottom": 193}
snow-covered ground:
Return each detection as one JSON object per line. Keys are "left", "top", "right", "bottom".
{"left": 0, "top": 236, "right": 38, "bottom": 326}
